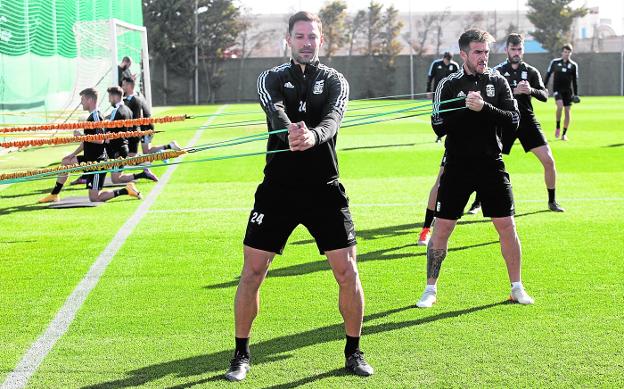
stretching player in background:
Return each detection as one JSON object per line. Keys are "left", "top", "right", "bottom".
{"left": 544, "top": 44, "right": 579, "bottom": 141}
{"left": 494, "top": 34, "right": 564, "bottom": 212}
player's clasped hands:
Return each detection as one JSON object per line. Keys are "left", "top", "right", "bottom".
{"left": 513, "top": 80, "right": 531, "bottom": 95}
{"left": 465, "top": 91, "right": 484, "bottom": 112}
{"left": 288, "top": 121, "right": 315, "bottom": 151}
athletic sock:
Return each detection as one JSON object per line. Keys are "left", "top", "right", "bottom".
{"left": 345, "top": 335, "right": 360, "bottom": 357}
{"left": 425, "top": 284, "right": 437, "bottom": 293}
{"left": 548, "top": 188, "right": 555, "bottom": 203}
{"left": 51, "top": 182, "right": 64, "bottom": 195}
{"left": 556, "top": 121, "right": 561, "bottom": 129}
{"left": 563, "top": 128, "right": 568, "bottom": 135}
{"left": 235, "top": 337, "right": 250, "bottom": 357}
{"left": 133, "top": 172, "right": 148, "bottom": 179}
{"left": 163, "top": 144, "right": 171, "bottom": 150}
{"left": 423, "top": 208, "right": 435, "bottom": 229}
{"left": 511, "top": 281, "right": 523, "bottom": 290}
{"left": 113, "top": 188, "right": 128, "bottom": 197}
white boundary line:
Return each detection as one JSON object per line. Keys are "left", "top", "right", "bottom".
{"left": 148, "top": 197, "right": 624, "bottom": 214}
{"left": 1, "top": 105, "right": 227, "bottom": 389}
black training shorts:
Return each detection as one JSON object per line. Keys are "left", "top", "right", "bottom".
{"left": 77, "top": 156, "right": 106, "bottom": 191}
{"left": 502, "top": 114, "right": 548, "bottom": 154}
{"left": 554, "top": 90, "right": 573, "bottom": 107}
{"left": 243, "top": 180, "right": 357, "bottom": 255}
{"left": 440, "top": 150, "right": 448, "bottom": 167}
{"left": 127, "top": 136, "right": 140, "bottom": 154}
{"left": 435, "top": 157, "right": 515, "bottom": 220}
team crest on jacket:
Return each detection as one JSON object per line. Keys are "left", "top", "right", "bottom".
{"left": 521, "top": 71, "right": 528, "bottom": 80}
{"left": 486, "top": 84, "right": 495, "bottom": 97}
{"left": 313, "top": 80, "right": 324, "bottom": 94}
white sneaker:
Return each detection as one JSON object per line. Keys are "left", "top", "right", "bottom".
{"left": 416, "top": 289, "right": 437, "bottom": 308}
{"left": 168, "top": 141, "right": 181, "bottom": 151}
{"left": 510, "top": 286, "right": 534, "bottom": 305}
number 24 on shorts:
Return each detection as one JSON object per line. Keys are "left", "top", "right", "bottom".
{"left": 250, "top": 212, "right": 264, "bottom": 225}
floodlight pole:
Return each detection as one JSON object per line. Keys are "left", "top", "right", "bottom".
{"left": 409, "top": 2, "right": 414, "bottom": 99}
{"left": 194, "top": 0, "right": 199, "bottom": 105}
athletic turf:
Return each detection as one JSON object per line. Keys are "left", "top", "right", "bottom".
{"left": 1, "top": 97, "right": 623, "bottom": 387}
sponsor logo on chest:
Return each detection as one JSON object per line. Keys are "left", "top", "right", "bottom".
{"left": 313, "top": 80, "right": 324, "bottom": 94}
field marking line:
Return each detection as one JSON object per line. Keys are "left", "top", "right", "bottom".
{"left": 148, "top": 197, "right": 624, "bottom": 214}
{"left": 0, "top": 183, "right": 13, "bottom": 193}
{"left": 1, "top": 105, "right": 228, "bottom": 389}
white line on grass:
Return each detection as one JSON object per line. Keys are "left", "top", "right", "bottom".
{"left": 1, "top": 105, "right": 228, "bottom": 389}
{"left": 148, "top": 197, "right": 624, "bottom": 214}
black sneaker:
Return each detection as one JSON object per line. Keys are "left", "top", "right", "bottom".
{"left": 224, "top": 353, "right": 250, "bottom": 382}
{"left": 466, "top": 201, "right": 481, "bottom": 215}
{"left": 548, "top": 202, "right": 565, "bottom": 212}
{"left": 345, "top": 350, "right": 374, "bottom": 376}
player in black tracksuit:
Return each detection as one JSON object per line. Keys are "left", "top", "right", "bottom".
{"left": 427, "top": 52, "right": 460, "bottom": 94}
{"left": 39, "top": 88, "right": 139, "bottom": 203}
{"left": 544, "top": 44, "right": 579, "bottom": 140}
{"left": 427, "top": 52, "right": 460, "bottom": 143}
{"left": 225, "top": 11, "right": 373, "bottom": 383}
{"left": 493, "top": 33, "right": 564, "bottom": 212}
{"left": 415, "top": 29, "right": 534, "bottom": 310}
{"left": 104, "top": 86, "right": 146, "bottom": 188}
{"left": 121, "top": 76, "right": 181, "bottom": 158}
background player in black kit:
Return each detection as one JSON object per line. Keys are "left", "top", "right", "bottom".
{"left": 416, "top": 29, "right": 534, "bottom": 309}
{"left": 224, "top": 11, "right": 373, "bottom": 382}
{"left": 544, "top": 44, "right": 579, "bottom": 140}
{"left": 38, "top": 88, "right": 141, "bottom": 203}
{"left": 427, "top": 51, "right": 459, "bottom": 142}
{"left": 494, "top": 34, "right": 565, "bottom": 212}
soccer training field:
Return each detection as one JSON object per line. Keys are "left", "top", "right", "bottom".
{"left": 1, "top": 97, "right": 623, "bottom": 387}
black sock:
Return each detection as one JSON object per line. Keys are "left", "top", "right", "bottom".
{"left": 113, "top": 188, "right": 128, "bottom": 197}
{"left": 134, "top": 172, "right": 147, "bottom": 179}
{"left": 548, "top": 188, "right": 555, "bottom": 203}
{"left": 235, "top": 337, "right": 250, "bottom": 357}
{"left": 563, "top": 128, "right": 568, "bottom": 135}
{"left": 423, "top": 208, "right": 435, "bottom": 229}
{"left": 345, "top": 335, "right": 360, "bottom": 357}
{"left": 556, "top": 121, "right": 561, "bottom": 129}
{"left": 51, "top": 182, "right": 64, "bottom": 195}
{"left": 163, "top": 144, "right": 171, "bottom": 150}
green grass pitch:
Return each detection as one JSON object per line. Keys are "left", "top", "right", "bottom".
{"left": 1, "top": 97, "right": 623, "bottom": 387}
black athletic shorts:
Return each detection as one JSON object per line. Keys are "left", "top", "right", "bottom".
{"left": 440, "top": 151, "right": 448, "bottom": 167}
{"left": 127, "top": 136, "right": 140, "bottom": 154}
{"left": 105, "top": 144, "right": 129, "bottom": 159}
{"left": 502, "top": 114, "right": 548, "bottom": 154}
{"left": 243, "top": 180, "right": 357, "bottom": 255}
{"left": 77, "top": 156, "right": 106, "bottom": 191}
{"left": 435, "top": 157, "right": 515, "bottom": 220}
{"left": 554, "top": 90, "right": 573, "bottom": 107}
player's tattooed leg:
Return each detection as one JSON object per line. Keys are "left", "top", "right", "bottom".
{"left": 426, "top": 241, "right": 447, "bottom": 279}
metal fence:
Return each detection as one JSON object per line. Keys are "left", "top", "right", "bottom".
{"left": 149, "top": 53, "right": 624, "bottom": 106}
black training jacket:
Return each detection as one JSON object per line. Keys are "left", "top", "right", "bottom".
{"left": 493, "top": 60, "right": 548, "bottom": 116}
{"left": 431, "top": 68, "right": 520, "bottom": 159}
{"left": 544, "top": 58, "right": 578, "bottom": 95}
{"left": 257, "top": 59, "right": 349, "bottom": 185}
{"left": 427, "top": 59, "right": 460, "bottom": 93}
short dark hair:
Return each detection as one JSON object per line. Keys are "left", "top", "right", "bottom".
{"left": 122, "top": 77, "right": 134, "bottom": 85}
{"left": 506, "top": 33, "right": 524, "bottom": 46}
{"left": 79, "top": 87, "right": 98, "bottom": 101}
{"left": 458, "top": 29, "right": 494, "bottom": 53}
{"left": 443, "top": 51, "right": 452, "bottom": 60}
{"left": 288, "top": 11, "right": 322, "bottom": 35}
{"left": 107, "top": 86, "right": 123, "bottom": 97}
{"left": 122, "top": 56, "right": 132, "bottom": 63}
{"left": 562, "top": 44, "right": 573, "bottom": 52}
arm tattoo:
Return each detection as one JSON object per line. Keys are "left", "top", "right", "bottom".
{"left": 426, "top": 242, "right": 447, "bottom": 279}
